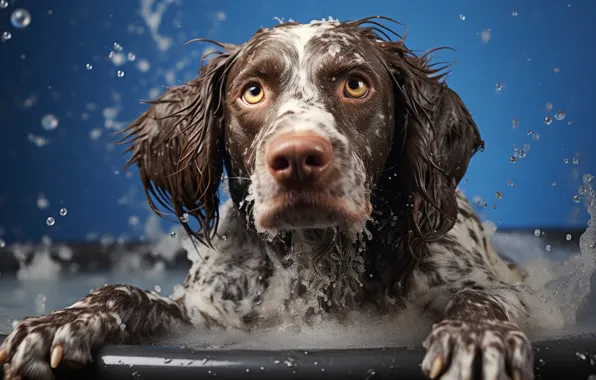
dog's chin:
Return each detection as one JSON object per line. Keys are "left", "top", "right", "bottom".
{"left": 254, "top": 192, "right": 372, "bottom": 236}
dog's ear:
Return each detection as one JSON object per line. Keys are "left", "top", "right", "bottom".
{"left": 383, "top": 43, "right": 483, "bottom": 243}
{"left": 118, "top": 43, "right": 240, "bottom": 245}
{"left": 352, "top": 17, "right": 484, "bottom": 257}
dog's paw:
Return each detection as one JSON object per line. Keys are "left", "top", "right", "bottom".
{"left": 0, "top": 308, "right": 126, "bottom": 380}
{"left": 421, "top": 319, "right": 533, "bottom": 380}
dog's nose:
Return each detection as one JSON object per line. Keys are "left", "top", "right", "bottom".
{"left": 266, "top": 132, "right": 333, "bottom": 189}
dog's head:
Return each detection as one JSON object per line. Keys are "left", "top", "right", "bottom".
{"left": 120, "top": 16, "right": 483, "bottom": 247}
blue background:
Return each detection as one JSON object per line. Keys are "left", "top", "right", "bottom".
{"left": 0, "top": 0, "right": 594, "bottom": 244}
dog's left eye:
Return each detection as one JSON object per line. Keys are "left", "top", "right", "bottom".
{"left": 343, "top": 77, "right": 369, "bottom": 98}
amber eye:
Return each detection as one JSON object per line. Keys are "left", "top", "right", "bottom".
{"left": 241, "top": 84, "right": 265, "bottom": 105}
{"left": 343, "top": 77, "right": 369, "bottom": 98}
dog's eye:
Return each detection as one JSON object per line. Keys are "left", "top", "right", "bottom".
{"left": 343, "top": 77, "right": 369, "bottom": 98}
{"left": 241, "top": 85, "right": 265, "bottom": 105}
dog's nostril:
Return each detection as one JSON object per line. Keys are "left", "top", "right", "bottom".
{"left": 305, "top": 154, "right": 325, "bottom": 167}
{"left": 270, "top": 156, "right": 290, "bottom": 171}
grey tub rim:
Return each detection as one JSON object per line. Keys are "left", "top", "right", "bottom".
{"left": 1, "top": 333, "right": 596, "bottom": 379}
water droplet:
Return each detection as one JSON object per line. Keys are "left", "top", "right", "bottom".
{"left": 512, "top": 118, "right": 519, "bottom": 129}
{"left": 508, "top": 180, "right": 515, "bottom": 187}
{"left": 180, "top": 213, "right": 189, "bottom": 223}
{"left": 579, "top": 185, "right": 588, "bottom": 195}
{"left": 573, "top": 195, "right": 581, "bottom": 204}
{"left": 1, "top": 31, "right": 11, "bottom": 42}
{"left": 534, "top": 229, "right": 541, "bottom": 237}
{"left": 495, "top": 191, "right": 503, "bottom": 200}
{"left": 544, "top": 116, "right": 553, "bottom": 126}
{"left": 10, "top": 9, "right": 31, "bottom": 29}
{"left": 0, "top": 238, "right": 5, "bottom": 248}
{"left": 566, "top": 234, "right": 572, "bottom": 241}
{"left": 573, "top": 157, "right": 579, "bottom": 165}
{"left": 532, "top": 133, "right": 540, "bottom": 140}
{"left": 567, "top": 120, "right": 573, "bottom": 125}
{"left": 583, "top": 174, "right": 593, "bottom": 184}
{"left": 495, "top": 83, "right": 503, "bottom": 92}
{"left": 46, "top": 217, "right": 55, "bottom": 226}
{"left": 459, "top": 14, "right": 466, "bottom": 21}
{"left": 59, "top": 208, "right": 67, "bottom": 216}
{"left": 553, "top": 67, "right": 560, "bottom": 73}
{"left": 509, "top": 156, "right": 516, "bottom": 163}
{"left": 85, "top": 63, "right": 93, "bottom": 70}
{"left": 41, "top": 114, "right": 59, "bottom": 131}
{"left": 518, "top": 150, "right": 527, "bottom": 159}
{"left": 512, "top": 11, "right": 518, "bottom": 16}
{"left": 526, "top": 129, "right": 532, "bottom": 135}
{"left": 545, "top": 244, "right": 551, "bottom": 252}
{"left": 127, "top": 52, "right": 136, "bottom": 61}
{"left": 113, "top": 42, "right": 123, "bottom": 52}
{"left": 154, "top": 285, "right": 161, "bottom": 293}
{"left": 170, "top": 231, "right": 177, "bottom": 238}
{"left": 552, "top": 181, "right": 557, "bottom": 186}
{"left": 0, "top": 1, "right": 7, "bottom": 9}
{"left": 563, "top": 158, "right": 569, "bottom": 164}
{"left": 117, "top": 70, "right": 125, "bottom": 78}
{"left": 554, "top": 110, "right": 566, "bottom": 120}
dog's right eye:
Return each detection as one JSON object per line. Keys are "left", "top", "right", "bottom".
{"left": 241, "top": 85, "right": 265, "bottom": 105}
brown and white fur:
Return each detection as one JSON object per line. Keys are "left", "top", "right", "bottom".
{"left": 1, "top": 16, "right": 538, "bottom": 380}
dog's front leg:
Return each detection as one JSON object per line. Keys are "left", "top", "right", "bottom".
{"left": 421, "top": 286, "right": 534, "bottom": 380}
{"left": 0, "top": 284, "right": 189, "bottom": 380}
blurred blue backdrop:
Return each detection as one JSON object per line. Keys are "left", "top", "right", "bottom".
{"left": 0, "top": 0, "right": 594, "bottom": 244}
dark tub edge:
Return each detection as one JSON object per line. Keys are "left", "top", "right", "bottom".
{"left": 1, "top": 333, "right": 596, "bottom": 379}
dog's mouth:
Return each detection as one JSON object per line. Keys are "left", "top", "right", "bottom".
{"left": 255, "top": 191, "right": 372, "bottom": 232}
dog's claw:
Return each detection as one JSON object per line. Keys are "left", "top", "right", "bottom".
{"left": 0, "top": 349, "right": 6, "bottom": 364}
{"left": 429, "top": 355, "right": 444, "bottom": 379}
{"left": 50, "top": 344, "right": 63, "bottom": 369}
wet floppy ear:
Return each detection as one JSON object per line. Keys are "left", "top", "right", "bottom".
{"left": 118, "top": 43, "right": 239, "bottom": 245}
{"left": 389, "top": 49, "right": 485, "bottom": 240}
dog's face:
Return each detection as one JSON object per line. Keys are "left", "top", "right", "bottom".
{"left": 223, "top": 21, "right": 395, "bottom": 234}
{"left": 121, "top": 17, "right": 484, "bottom": 247}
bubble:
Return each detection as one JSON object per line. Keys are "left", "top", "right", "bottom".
{"left": 573, "top": 157, "right": 579, "bottom": 165}
{"left": 59, "top": 208, "right": 67, "bottom": 216}
{"left": 583, "top": 174, "right": 594, "bottom": 183}
{"left": 1, "top": 31, "right": 11, "bottom": 42}
{"left": 534, "top": 229, "right": 541, "bottom": 237}
{"left": 552, "top": 181, "right": 557, "bottom": 186}
{"left": 554, "top": 110, "right": 566, "bottom": 120}
{"left": 89, "top": 128, "right": 102, "bottom": 140}
{"left": 495, "top": 83, "right": 503, "bottom": 92}
{"left": 545, "top": 102, "right": 553, "bottom": 111}
{"left": 532, "top": 133, "right": 540, "bottom": 140}
{"left": 41, "top": 114, "right": 59, "bottom": 131}
{"left": 579, "top": 185, "right": 588, "bottom": 195}
{"left": 10, "top": 9, "right": 31, "bottom": 29}
{"left": 117, "top": 70, "right": 125, "bottom": 78}
{"left": 0, "top": 0, "right": 7, "bottom": 9}
{"left": 154, "top": 285, "right": 161, "bottom": 293}
{"left": 518, "top": 150, "right": 526, "bottom": 159}
{"left": 459, "top": 14, "right": 466, "bottom": 21}
{"left": 526, "top": 129, "right": 532, "bottom": 135}
{"left": 566, "top": 234, "right": 572, "bottom": 241}
{"left": 544, "top": 116, "right": 553, "bottom": 126}
{"left": 46, "top": 217, "right": 55, "bottom": 226}
{"left": 512, "top": 118, "right": 519, "bottom": 129}
{"left": 85, "top": 63, "right": 93, "bottom": 70}
{"left": 573, "top": 195, "right": 581, "bottom": 204}
{"left": 567, "top": 120, "right": 573, "bottom": 125}
{"left": 127, "top": 52, "right": 136, "bottom": 61}
{"left": 553, "top": 67, "right": 560, "bottom": 73}
{"left": 0, "top": 239, "right": 5, "bottom": 248}
{"left": 495, "top": 191, "right": 503, "bottom": 200}
{"left": 113, "top": 42, "right": 123, "bottom": 51}
{"left": 545, "top": 244, "right": 551, "bottom": 252}
{"left": 512, "top": 11, "right": 518, "bottom": 16}
{"left": 170, "top": 232, "right": 177, "bottom": 238}
{"left": 509, "top": 156, "right": 516, "bottom": 163}
{"left": 563, "top": 158, "right": 569, "bottom": 164}
{"left": 508, "top": 180, "right": 515, "bottom": 187}
{"left": 180, "top": 213, "right": 189, "bottom": 223}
